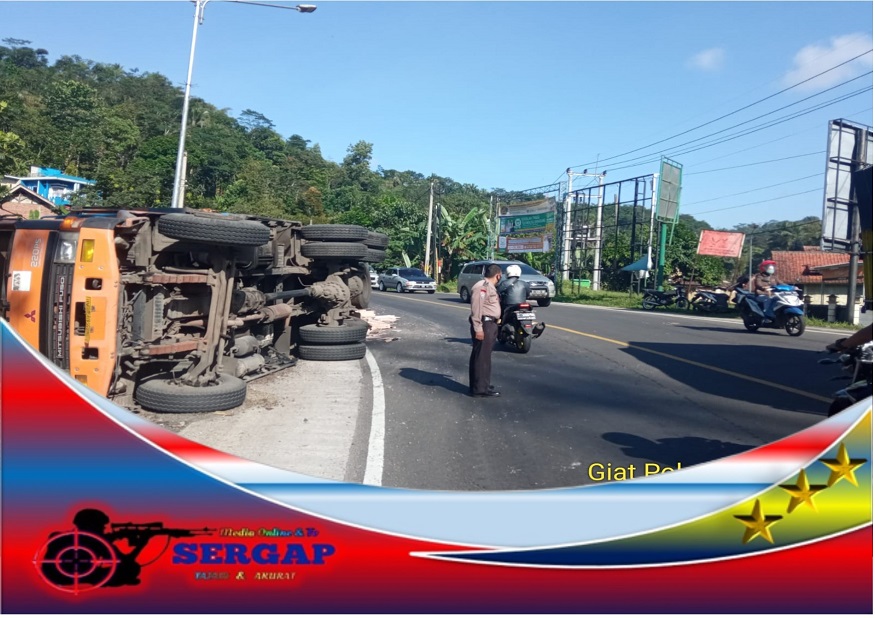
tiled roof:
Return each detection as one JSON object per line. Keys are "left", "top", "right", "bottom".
{"left": 771, "top": 250, "right": 862, "bottom": 285}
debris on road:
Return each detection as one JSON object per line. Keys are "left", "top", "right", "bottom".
{"left": 358, "top": 310, "right": 400, "bottom": 342}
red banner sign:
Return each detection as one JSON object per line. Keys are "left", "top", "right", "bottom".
{"left": 697, "top": 230, "right": 745, "bottom": 258}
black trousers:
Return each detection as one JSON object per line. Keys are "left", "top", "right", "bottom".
{"left": 469, "top": 318, "right": 498, "bottom": 395}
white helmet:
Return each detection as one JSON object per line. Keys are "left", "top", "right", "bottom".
{"left": 506, "top": 264, "right": 522, "bottom": 278}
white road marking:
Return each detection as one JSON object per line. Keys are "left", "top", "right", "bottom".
{"left": 363, "top": 348, "right": 386, "bottom": 486}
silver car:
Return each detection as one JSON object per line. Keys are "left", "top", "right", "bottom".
{"left": 457, "top": 260, "right": 556, "bottom": 306}
{"left": 378, "top": 267, "right": 437, "bottom": 294}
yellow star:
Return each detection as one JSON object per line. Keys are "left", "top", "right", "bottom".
{"left": 734, "top": 499, "right": 783, "bottom": 544}
{"left": 779, "top": 469, "right": 828, "bottom": 513}
{"left": 819, "top": 443, "right": 867, "bottom": 487}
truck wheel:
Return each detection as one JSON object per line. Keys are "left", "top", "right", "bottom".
{"left": 299, "top": 322, "right": 369, "bottom": 344}
{"left": 364, "top": 231, "right": 389, "bottom": 249}
{"left": 537, "top": 298, "right": 552, "bottom": 307}
{"left": 134, "top": 374, "right": 247, "bottom": 413}
{"left": 364, "top": 248, "right": 387, "bottom": 263}
{"left": 301, "top": 242, "right": 368, "bottom": 260}
{"left": 157, "top": 213, "right": 270, "bottom": 247}
{"left": 298, "top": 342, "right": 367, "bottom": 361}
{"left": 301, "top": 224, "right": 369, "bottom": 242}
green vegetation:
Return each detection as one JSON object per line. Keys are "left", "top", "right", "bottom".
{"left": 0, "top": 39, "right": 823, "bottom": 290}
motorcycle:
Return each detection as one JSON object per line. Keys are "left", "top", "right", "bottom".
{"left": 819, "top": 340, "right": 873, "bottom": 417}
{"left": 733, "top": 284, "right": 805, "bottom": 336}
{"left": 498, "top": 301, "right": 546, "bottom": 354}
{"left": 642, "top": 285, "right": 688, "bottom": 310}
{"left": 690, "top": 288, "right": 732, "bottom": 313}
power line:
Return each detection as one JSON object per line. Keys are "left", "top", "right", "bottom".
{"left": 685, "top": 152, "right": 825, "bottom": 175}
{"left": 684, "top": 173, "right": 823, "bottom": 207}
{"left": 737, "top": 219, "right": 822, "bottom": 235}
{"left": 689, "top": 187, "right": 822, "bottom": 216}
{"left": 602, "top": 86, "right": 872, "bottom": 175}
{"left": 567, "top": 50, "right": 873, "bottom": 171}
{"left": 600, "top": 84, "right": 872, "bottom": 172}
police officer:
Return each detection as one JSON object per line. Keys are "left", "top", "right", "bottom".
{"left": 469, "top": 264, "right": 502, "bottom": 397}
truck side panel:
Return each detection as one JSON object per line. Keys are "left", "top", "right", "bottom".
{"left": 5, "top": 228, "right": 51, "bottom": 351}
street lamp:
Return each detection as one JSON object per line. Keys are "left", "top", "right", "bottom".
{"left": 170, "top": 1, "right": 316, "bottom": 209}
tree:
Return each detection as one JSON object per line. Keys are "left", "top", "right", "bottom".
{"left": 439, "top": 204, "right": 489, "bottom": 279}
{"left": 0, "top": 101, "right": 25, "bottom": 174}
{"left": 238, "top": 109, "right": 274, "bottom": 132}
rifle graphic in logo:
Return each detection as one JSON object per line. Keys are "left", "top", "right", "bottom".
{"left": 34, "top": 508, "right": 214, "bottom": 594}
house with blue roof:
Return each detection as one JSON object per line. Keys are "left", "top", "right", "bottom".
{"left": 2, "top": 166, "right": 95, "bottom": 208}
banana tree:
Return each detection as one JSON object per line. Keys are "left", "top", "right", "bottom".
{"left": 438, "top": 204, "right": 490, "bottom": 280}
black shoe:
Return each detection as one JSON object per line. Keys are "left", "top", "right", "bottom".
{"left": 472, "top": 390, "right": 500, "bottom": 398}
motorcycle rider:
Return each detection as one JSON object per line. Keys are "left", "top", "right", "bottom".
{"left": 498, "top": 264, "right": 530, "bottom": 337}
{"left": 753, "top": 259, "right": 785, "bottom": 320}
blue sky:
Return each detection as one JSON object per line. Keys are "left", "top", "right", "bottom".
{"left": 2, "top": 1, "right": 873, "bottom": 229}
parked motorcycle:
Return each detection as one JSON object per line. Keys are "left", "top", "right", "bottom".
{"left": 642, "top": 285, "right": 688, "bottom": 310}
{"left": 733, "top": 284, "right": 805, "bottom": 336}
{"left": 819, "top": 340, "right": 873, "bottom": 416}
{"left": 690, "top": 289, "right": 732, "bottom": 313}
{"left": 498, "top": 302, "right": 546, "bottom": 353}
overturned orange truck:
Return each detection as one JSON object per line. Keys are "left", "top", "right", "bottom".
{"left": 0, "top": 209, "right": 387, "bottom": 413}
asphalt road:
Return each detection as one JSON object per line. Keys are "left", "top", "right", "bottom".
{"left": 363, "top": 290, "right": 848, "bottom": 490}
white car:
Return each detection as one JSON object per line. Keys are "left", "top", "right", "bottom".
{"left": 369, "top": 267, "right": 379, "bottom": 288}
{"left": 378, "top": 267, "right": 437, "bottom": 294}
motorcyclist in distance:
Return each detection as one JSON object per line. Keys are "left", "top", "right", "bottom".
{"left": 498, "top": 264, "right": 530, "bottom": 336}
{"left": 752, "top": 259, "right": 785, "bottom": 320}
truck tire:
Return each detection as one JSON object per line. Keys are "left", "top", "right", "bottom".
{"left": 364, "top": 248, "right": 387, "bottom": 263}
{"left": 157, "top": 213, "right": 270, "bottom": 247}
{"left": 301, "top": 224, "right": 369, "bottom": 242}
{"left": 299, "top": 322, "right": 369, "bottom": 344}
{"left": 364, "top": 231, "right": 389, "bottom": 249}
{"left": 298, "top": 342, "right": 367, "bottom": 361}
{"left": 301, "top": 242, "right": 368, "bottom": 260}
{"left": 135, "top": 374, "right": 247, "bottom": 413}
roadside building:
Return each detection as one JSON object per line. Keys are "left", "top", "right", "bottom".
{"left": 2, "top": 166, "right": 95, "bottom": 212}
{"left": 772, "top": 246, "right": 865, "bottom": 320}
{"left": 0, "top": 183, "right": 65, "bottom": 219}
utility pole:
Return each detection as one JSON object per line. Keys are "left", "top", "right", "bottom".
{"left": 424, "top": 179, "right": 434, "bottom": 276}
{"left": 592, "top": 172, "right": 605, "bottom": 290}
{"left": 488, "top": 195, "right": 494, "bottom": 260}
{"left": 562, "top": 168, "right": 574, "bottom": 282}
{"left": 645, "top": 174, "right": 658, "bottom": 287}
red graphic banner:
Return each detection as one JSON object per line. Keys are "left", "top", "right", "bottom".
{"left": 697, "top": 230, "right": 745, "bottom": 258}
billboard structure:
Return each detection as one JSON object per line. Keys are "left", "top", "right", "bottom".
{"left": 557, "top": 174, "right": 657, "bottom": 292}
{"left": 497, "top": 197, "right": 557, "bottom": 254}
{"left": 655, "top": 157, "right": 683, "bottom": 224}
{"left": 821, "top": 119, "right": 873, "bottom": 253}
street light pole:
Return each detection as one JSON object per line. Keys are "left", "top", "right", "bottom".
{"left": 170, "top": 1, "right": 317, "bottom": 209}
{"left": 170, "top": 0, "right": 208, "bottom": 210}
